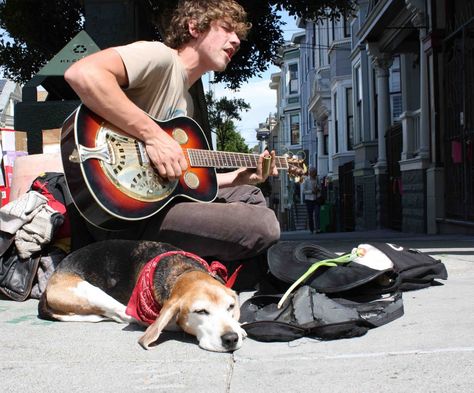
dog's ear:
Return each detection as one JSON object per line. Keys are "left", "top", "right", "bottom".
{"left": 231, "top": 291, "right": 241, "bottom": 321}
{"left": 138, "top": 298, "right": 180, "bottom": 350}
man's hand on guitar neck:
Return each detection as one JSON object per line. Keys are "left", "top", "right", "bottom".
{"left": 217, "top": 150, "right": 278, "bottom": 187}
{"left": 245, "top": 150, "right": 278, "bottom": 184}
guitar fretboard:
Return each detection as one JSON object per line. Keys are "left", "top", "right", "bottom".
{"left": 186, "top": 149, "right": 289, "bottom": 170}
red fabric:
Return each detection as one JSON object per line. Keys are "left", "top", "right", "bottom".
{"left": 125, "top": 251, "right": 233, "bottom": 325}
{"left": 0, "top": 185, "right": 10, "bottom": 207}
{"left": 31, "top": 180, "right": 71, "bottom": 239}
{"left": 126, "top": 255, "right": 162, "bottom": 325}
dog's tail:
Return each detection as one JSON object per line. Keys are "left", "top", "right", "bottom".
{"left": 38, "top": 291, "right": 59, "bottom": 321}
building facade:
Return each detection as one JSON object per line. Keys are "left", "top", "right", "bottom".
{"left": 0, "top": 80, "right": 22, "bottom": 129}
{"left": 267, "top": 0, "right": 474, "bottom": 234}
{"left": 268, "top": 42, "right": 306, "bottom": 230}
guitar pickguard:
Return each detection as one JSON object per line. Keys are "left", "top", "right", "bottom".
{"left": 85, "top": 123, "right": 177, "bottom": 202}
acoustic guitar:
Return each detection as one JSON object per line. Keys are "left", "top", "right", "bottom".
{"left": 61, "top": 105, "right": 306, "bottom": 230}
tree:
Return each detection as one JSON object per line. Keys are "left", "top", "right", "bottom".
{"left": 0, "top": 0, "right": 356, "bottom": 87}
{"left": 216, "top": 121, "right": 250, "bottom": 153}
{"left": 205, "top": 90, "right": 250, "bottom": 152}
{"left": 0, "top": 0, "right": 84, "bottom": 83}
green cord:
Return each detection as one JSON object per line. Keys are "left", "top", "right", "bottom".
{"left": 277, "top": 252, "right": 357, "bottom": 309}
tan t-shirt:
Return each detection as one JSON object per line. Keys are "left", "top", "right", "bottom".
{"left": 113, "top": 41, "right": 193, "bottom": 120}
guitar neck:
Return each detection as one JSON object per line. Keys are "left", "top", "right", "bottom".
{"left": 186, "top": 149, "right": 289, "bottom": 170}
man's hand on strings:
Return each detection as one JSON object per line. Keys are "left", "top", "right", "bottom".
{"left": 145, "top": 127, "right": 188, "bottom": 180}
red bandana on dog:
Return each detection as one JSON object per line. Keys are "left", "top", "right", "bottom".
{"left": 125, "top": 251, "right": 234, "bottom": 325}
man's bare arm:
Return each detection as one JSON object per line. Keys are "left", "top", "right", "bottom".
{"left": 64, "top": 49, "right": 187, "bottom": 180}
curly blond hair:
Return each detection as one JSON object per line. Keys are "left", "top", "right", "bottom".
{"left": 164, "top": 0, "right": 251, "bottom": 49}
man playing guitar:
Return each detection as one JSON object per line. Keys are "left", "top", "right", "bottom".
{"left": 64, "top": 0, "right": 280, "bottom": 289}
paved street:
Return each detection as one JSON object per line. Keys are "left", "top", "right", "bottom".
{"left": 1, "top": 230, "right": 473, "bottom": 392}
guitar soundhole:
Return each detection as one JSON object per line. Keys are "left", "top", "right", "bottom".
{"left": 184, "top": 171, "right": 199, "bottom": 189}
{"left": 172, "top": 128, "right": 188, "bottom": 144}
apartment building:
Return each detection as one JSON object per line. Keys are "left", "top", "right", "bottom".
{"left": 0, "top": 80, "right": 22, "bottom": 129}
{"left": 269, "top": 0, "right": 474, "bottom": 234}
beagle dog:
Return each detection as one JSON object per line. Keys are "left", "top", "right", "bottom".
{"left": 38, "top": 240, "right": 246, "bottom": 352}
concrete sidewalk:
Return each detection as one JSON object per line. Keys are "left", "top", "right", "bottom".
{"left": 1, "top": 231, "right": 473, "bottom": 392}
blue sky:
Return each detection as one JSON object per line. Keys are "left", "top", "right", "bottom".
{"left": 208, "top": 12, "right": 301, "bottom": 147}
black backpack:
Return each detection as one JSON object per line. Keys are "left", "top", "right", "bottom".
{"left": 239, "top": 241, "right": 447, "bottom": 342}
{"left": 240, "top": 286, "right": 404, "bottom": 342}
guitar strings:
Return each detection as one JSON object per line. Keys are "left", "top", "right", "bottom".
{"left": 105, "top": 143, "right": 296, "bottom": 170}
{"left": 112, "top": 145, "right": 290, "bottom": 162}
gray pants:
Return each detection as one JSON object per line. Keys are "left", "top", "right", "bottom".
{"left": 86, "top": 185, "right": 280, "bottom": 264}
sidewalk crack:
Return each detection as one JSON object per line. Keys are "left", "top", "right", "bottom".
{"left": 225, "top": 353, "right": 236, "bottom": 392}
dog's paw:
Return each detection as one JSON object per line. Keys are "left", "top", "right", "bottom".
{"left": 239, "top": 326, "right": 248, "bottom": 339}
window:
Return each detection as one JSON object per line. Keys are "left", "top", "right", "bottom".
{"left": 326, "top": 21, "right": 332, "bottom": 50}
{"left": 318, "top": 24, "right": 322, "bottom": 66}
{"left": 322, "top": 118, "right": 329, "bottom": 155}
{"left": 308, "top": 112, "right": 312, "bottom": 135}
{"left": 390, "top": 56, "right": 402, "bottom": 123}
{"left": 290, "top": 113, "right": 300, "bottom": 145}
{"left": 355, "top": 65, "right": 363, "bottom": 143}
{"left": 346, "top": 87, "right": 354, "bottom": 150}
{"left": 312, "top": 23, "right": 316, "bottom": 67}
{"left": 391, "top": 95, "right": 402, "bottom": 122}
{"left": 288, "top": 63, "right": 299, "bottom": 95}
{"left": 326, "top": 21, "right": 330, "bottom": 64}
{"left": 334, "top": 92, "right": 339, "bottom": 153}
{"left": 343, "top": 16, "right": 351, "bottom": 38}
{"left": 373, "top": 67, "right": 378, "bottom": 140}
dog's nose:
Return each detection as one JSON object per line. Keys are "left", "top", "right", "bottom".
{"left": 221, "top": 332, "right": 239, "bottom": 349}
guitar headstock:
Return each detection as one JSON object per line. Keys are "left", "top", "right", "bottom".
{"left": 286, "top": 156, "right": 307, "bottom": 183}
